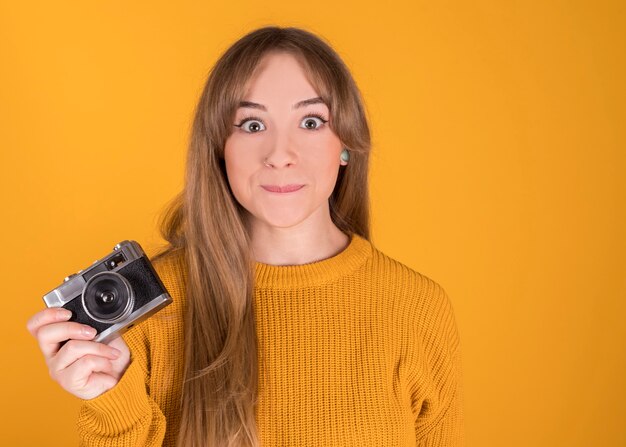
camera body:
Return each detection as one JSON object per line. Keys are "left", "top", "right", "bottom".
{"left": 43, "top": 240, "right": 172, "bottom": 344}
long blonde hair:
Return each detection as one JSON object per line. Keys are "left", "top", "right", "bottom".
{"left": 153, "top": 26, "right": 372, "bottom": 446}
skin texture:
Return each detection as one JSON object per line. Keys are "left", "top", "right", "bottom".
{"left": 224, "top": 51, "right": 350, "bottom": 266}
{"left": 26, "top": 307, "right": 130, "bottom": 400}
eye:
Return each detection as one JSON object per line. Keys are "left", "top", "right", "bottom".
{"left": 234, "top": 116, "right": 266, "bottom": 133}
{"left": 300, "top": 113, "right": 328, "bottom": 131}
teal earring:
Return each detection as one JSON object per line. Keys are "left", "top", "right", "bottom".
{"left": 340, "top": 148, "right": 350, "bottom": 163}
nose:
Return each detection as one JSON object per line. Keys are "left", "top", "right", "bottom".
{"left": 263, "top": 137, "right": 297, "bottom": 168}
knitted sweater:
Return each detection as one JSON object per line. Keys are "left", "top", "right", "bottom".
{"left": 77, "top": 233, "right": 465, "bottom": 446}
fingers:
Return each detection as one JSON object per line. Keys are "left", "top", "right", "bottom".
{"left": 56, "top": 355, "right": 118, "bottom": 398}
{"left": 106, "top": 335, "right": 130, "bottom": 354}
{"left": 84, "top": 373, "right": 120, "bottom": 399}
{"left": 50, "top": 339, "right": 121, "bottom": 373}
{"left": 36, "top": 321, "right": 98, "bottom": 359}
{"left": 26, "top": 308, "right": 72, "bottom": 337}
{"left": 27, "top": 308, "right": 132, "bottom": 400}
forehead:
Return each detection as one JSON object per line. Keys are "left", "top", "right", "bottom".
{"left": 240, "top": 52, "right": 325, "bottom": 108}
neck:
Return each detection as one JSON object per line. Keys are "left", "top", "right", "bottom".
{"left": 247, "top": 206, "right": 349, "bottom": 266}
{"left": 253, "top": 232, "right": 372, "bottom": 289}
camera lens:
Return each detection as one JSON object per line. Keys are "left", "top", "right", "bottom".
{"left": 81, "top": 272, "right": 134, "bottom": 323}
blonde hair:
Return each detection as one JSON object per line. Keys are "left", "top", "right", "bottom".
{"left": 153, "top": 25, "right": 372, "bottom": 446}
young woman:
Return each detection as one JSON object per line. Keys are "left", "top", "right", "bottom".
{"left": 27, "top": 26, "right": 465, "bottom": 446}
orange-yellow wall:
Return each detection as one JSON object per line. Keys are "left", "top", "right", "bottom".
{"left": 1, "top": 1, "right": 624, "bottom": 445}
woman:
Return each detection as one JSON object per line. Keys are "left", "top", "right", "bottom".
{"left": 27, "top": 26, "right": 464, "bottom": 446}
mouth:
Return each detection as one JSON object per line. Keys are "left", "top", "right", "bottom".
{"left": 261, "top": 184, "right": 305, "bottom": 193}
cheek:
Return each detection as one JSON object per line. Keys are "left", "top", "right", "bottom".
{"left": 320, "top": 137, "right": 342, "bottom": 167}
{"left": 223, "top": 144, "right": 247, "bottom": 193}
{"left": 309, "top": 149, "right": 341, "bottom": 192}
{"left": 224, "top": 135, "right": 261, "bottom": 172}
{"left": 224, "top": 140, "right": 264, "bottom": 208}
{"left": 304, "top": 133, "right": 342, "bottom": 162}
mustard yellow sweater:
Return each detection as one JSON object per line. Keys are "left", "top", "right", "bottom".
{"left": 77, "top": 233, "right": 465, "bottom": 446}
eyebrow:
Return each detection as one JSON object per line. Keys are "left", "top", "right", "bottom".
{"left": 237, "top": 96, "right": 326, "bottom": 111}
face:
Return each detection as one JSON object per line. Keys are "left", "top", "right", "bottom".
{"left": 223, "top": 51, "right": 347, "bottom": 232}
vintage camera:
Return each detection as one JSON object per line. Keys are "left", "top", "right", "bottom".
{"left": 42, "top": 240, "right": 172, "bottom": 344}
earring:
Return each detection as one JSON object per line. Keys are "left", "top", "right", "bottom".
{"left": 340, "top": 148, "right": 350, "bottom": 163}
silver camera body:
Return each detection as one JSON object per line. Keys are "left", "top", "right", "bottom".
{"left": 43, "top": 240, "right": 172, "bottom": 344}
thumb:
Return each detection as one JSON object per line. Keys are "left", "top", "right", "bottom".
{"left": 86, "top": 372, "right": 120, "bottom": 398}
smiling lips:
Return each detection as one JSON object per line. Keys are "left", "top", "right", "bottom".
{"left": 261, "top": 184, "right": 305, "bottom": 193}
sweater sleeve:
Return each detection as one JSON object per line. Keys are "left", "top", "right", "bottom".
{"left": 409, "top": 281, "right": 465, "bottom": 446}
{"left": 76, "top": 319, "right": 166, "bottom": 447}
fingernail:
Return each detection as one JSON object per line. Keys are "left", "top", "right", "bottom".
{"left": 57, "top": 309, "right": 72, "bottom": 319}
{"left": 82, "top": 326, "right": 96, "bottom": 337}
{"left": 111, "top": 348, "right": 121, "bottom": 357}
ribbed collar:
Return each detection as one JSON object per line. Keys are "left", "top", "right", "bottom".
{"left": 253, "top": 232, "right": 372, "bottom": 289}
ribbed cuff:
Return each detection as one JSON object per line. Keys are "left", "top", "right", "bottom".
{"left": 79, "top": 359, "right": 151, "bottom": 435}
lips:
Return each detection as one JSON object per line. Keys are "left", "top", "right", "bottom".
{"left": 261, "top": 184, "right": 305, "bottom": 193}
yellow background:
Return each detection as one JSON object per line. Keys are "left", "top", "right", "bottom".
{"left": 1, "top": 1, "right": 624, "bottom": 445}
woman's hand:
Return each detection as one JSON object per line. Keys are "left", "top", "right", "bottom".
{"left": 27, "top": 307, "right": 131, "bottom": 400}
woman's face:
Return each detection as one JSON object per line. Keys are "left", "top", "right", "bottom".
{"left": 223, "top": 51, "right": 346, "bottom": 232}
